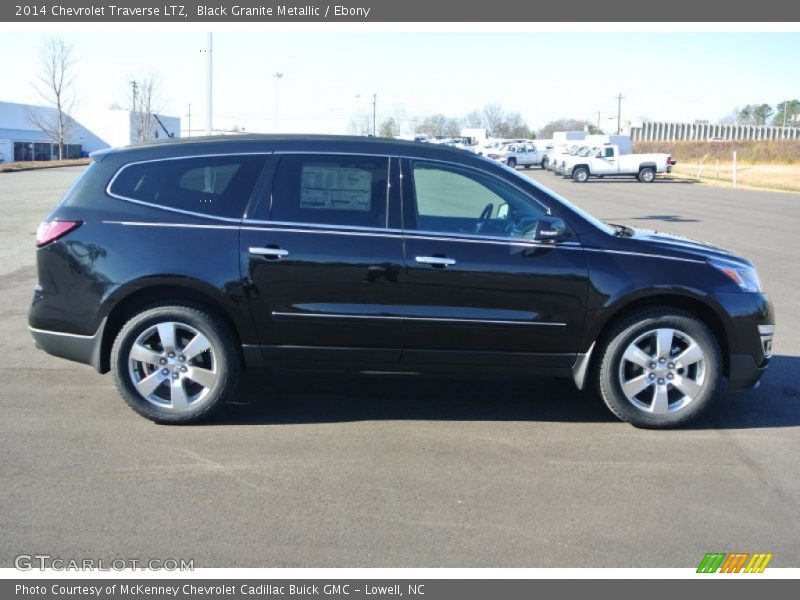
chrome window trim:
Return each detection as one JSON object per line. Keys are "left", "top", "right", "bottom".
{"left": 105, "top": 152, "right": 273, "bottom": 223}
{"left": 271, "top": 311, "right": 566, "bottom": 327}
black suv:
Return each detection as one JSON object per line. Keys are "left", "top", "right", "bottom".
{"left": 29, "top": 135, "right": 774, "bottom": 427}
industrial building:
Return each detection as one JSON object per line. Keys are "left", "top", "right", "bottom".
{"left": 0, "top": 100, "right": 181, "bottom": 163}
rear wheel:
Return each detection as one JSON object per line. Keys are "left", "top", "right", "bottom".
{"left": 596, "top": 308, "right": 721, "bottom": 428}
{"left": 638, "top": 167, "right": 656, "bottom": 183}
{"left": 572, "top": 166, "right": 589, "bottom": 183}
{"left": 111, "top": 305, "right": 240, "bottom": 424}
{"left": 507, "top": 158, "right": 517, "bottom": 169}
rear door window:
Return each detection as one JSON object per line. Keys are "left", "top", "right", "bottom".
{"left": 109, "top": 154, "right": 267, "bottom": 219}
{"left": 270, "top": 154, "right": 389, "bottom": 228}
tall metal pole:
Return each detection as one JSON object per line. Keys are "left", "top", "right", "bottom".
{"left": 187, "top": 104, "right": 191, "bottom": 138}
{"left": 274, "top": 72, "right": 284, "bottom": 133}
{"left": 205, "top": 33, "right": 213, "bottom": 136}
{"left": 372, "top": 93, "right": 376, "bottom": 136}
{"left": 615, "top": 93, "right": 625, "bottom": 135}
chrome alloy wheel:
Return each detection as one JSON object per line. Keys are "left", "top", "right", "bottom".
{"left": 617, "top": 328, "right": 706, "bottom": 415}
{"left": 127, "top": 321, "right": 218, "bottom": 410}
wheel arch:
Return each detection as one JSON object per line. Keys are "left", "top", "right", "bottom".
{"left": 571, "top": 164, "right": 590, "bottom": 180}
{"left": 638, "top": 162, "right": 657, "bottom": 171}
{"left": 97, "top": 278, "right": 252, "bottom": 374}
{"left": 575, "top": 292, "right": 732, "bottom": 389}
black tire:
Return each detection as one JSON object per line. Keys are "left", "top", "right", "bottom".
{"left": 572, "top": 166, "right": 589, "bottom": 183}
{"left": 595, "top": 308, "right": 721, "bottom": 429}
{"left": 638, "top": 167, "right": 656, "bottom": 183}
{"left": 110, "top": 305, "right": 240, "bottom": 424}
{"left": 507, "top": 158, "right": 517, "bottom": 169}
{"left": 523, "top": 164, "right": 531, "bottom": 169}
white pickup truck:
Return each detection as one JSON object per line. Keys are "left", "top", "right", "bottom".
{"left": 487, "top": 141, "right": 541, "bottom": 169}
{"left": 566, "top": 144, "right": 676, "bottom": 183}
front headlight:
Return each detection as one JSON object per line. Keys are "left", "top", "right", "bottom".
{"left": 709, "top": 258, "right": 761, "bottom": 292}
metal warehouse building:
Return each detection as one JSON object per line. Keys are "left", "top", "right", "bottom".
{"left": 0, "top": 101, "right": 181, "bottom": 163}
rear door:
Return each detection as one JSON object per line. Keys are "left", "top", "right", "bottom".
{"left": 399, "top": 159, "right": 589, "bottom": 368}
{"left": 240, "top": 153, "right": 405, "bottom": 364}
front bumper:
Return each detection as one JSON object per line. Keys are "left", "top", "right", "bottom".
{"left": 715, "top": 293, "right": 774, "bottom": 391}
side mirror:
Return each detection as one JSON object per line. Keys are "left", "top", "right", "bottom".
{"left": 533, "top": 216, "right": 568, "bottom": 242}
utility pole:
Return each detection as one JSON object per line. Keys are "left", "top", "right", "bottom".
{"left": 274, "top": 72, "right": 284, "bottom": 133}
{"left": 615, "top": 93, "right": 625, "bottom": 135}
{"left": 596, "top": 111, "right": 601, "bottom": 132}
{"left": 187, "top": 104, "right": 191, "bottom": 138}
{"left": 205, "top": 33, "right": 213, "bottom": 135}
{"left": 372, "top": 93, "right": 377, "bottom": 137}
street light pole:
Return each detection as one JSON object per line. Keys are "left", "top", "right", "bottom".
{"left": 273, "top": 72, "right": 284, "bottom": 133}
{"left": 372, "top": 93, "right": 377, "bottom": 137}
{"left": 205, "top": 33, "right": 213, "bottom": 135}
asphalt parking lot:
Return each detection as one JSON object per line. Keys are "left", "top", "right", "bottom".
{"left": 1, "top": 166, "right": 798, "bottom": 568}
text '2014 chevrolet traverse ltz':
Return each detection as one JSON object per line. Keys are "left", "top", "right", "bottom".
{"left": 29, "top": 136, "right": 774, "bottom": 427}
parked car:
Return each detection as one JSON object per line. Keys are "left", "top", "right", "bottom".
{"left": 476, "top": 138, "right": 526, "bottom": 157}
{"left": 487, "top": 141, "right": 540, "bottom": 169}
{"left": 565, "top": 144, "right": 676, "bottom": 183}
{"left": 29, "top": 135, "right": 773, "bottom": 428}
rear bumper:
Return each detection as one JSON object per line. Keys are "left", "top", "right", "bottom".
{"left": 29, "top": 318, "right": 107, "bottom": 372}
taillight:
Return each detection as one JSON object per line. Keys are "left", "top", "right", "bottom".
{"left": 35, "top": 220, "right": 82, "bottom": 247}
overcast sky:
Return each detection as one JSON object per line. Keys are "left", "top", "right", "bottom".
{"left": 1, "top": 32, "right": 798, "bottom": 134}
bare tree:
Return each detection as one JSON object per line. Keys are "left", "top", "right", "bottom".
{"left": 378, "top": 117, "right": 400, "bottom": 138}
{"left": 482, "top": 103, "right": 506, "bottom": 136}
{"left": 28, "top": 36, "right": 77, "bottom": 160}
{"left": 463, "top": 109, "right": 484, "bottom": 129}
{"left": 128, "top": 74, "right": 163, "bottom": 142}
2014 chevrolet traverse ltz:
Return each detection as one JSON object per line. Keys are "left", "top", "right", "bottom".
{"left": 29, "top": 136, "right": 774, "bottom": 427}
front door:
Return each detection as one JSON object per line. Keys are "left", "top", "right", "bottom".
{"left": 592, "top": 146, "right": 619, "bottom": 175}
{"left": 241, "top": 153, "right": 405, "bottom": 364}
{"left": 400, "top": 159, "right": 588, "bottom": 368}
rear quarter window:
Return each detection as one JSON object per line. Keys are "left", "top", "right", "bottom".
{"left": 108, "top": 154, "right": 267, "bottom": 219}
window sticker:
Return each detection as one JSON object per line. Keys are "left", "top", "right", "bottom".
{"left": 300, "top": 166, "right": 372, "bottom": 211}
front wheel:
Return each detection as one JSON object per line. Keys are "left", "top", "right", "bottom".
{"left": 638, "top": 167, "right": 656, "bottom": 183}
{"left": 507, "top": 158, "right": 517, "bottom": 169}
{"left": 572, "top": 166, "right": 589, "bottom": 183}
{"left": 595, "top": 308, "right": 721, "bottom": 428}
{"left": 111, "top": 305, "right": 240, "bottom": 424}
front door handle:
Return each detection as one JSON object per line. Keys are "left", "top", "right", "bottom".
{"left": 249, "top": 246, "right": 289, "bottom": 259}
{"left": 415, "top": 255, "right": 456, "bottom": 267}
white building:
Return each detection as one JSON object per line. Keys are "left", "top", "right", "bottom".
{"left": 0, "top": 101, "right": 181, "bottom": 163}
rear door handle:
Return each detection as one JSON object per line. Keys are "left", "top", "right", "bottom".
{"left": 415, "top": 256, "right": 456, "bottom": 267}
{"left": 249, "top": 247, "right": 289, "bottom": 258}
